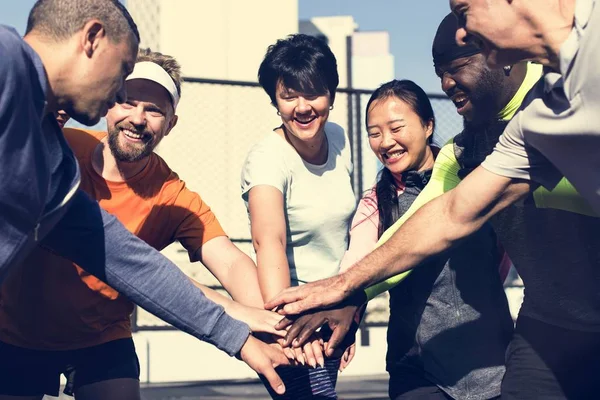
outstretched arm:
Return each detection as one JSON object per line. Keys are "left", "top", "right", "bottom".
{"left": 42, "top": 191, "right": 291, "bottom": 395}
{"left": 190, "top": 278, "right": 286, "bottom": 337}
{"left": 197, "top": 237, "right": 265, "bottom": 308}
{"left": 43, "top": 190, "right": 250, "bottom": 355}
{"left": 266, "top": 166, "right": 532, "bottom": 314}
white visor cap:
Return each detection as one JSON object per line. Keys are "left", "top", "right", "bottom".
{"left": 125, "top": 61, "right": 180, "bottom": 110}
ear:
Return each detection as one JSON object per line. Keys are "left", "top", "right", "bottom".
{"left": 165, "top": 114, "right": 178, "bottom": 136}
{"left": 425, "top": 119, "right": 435, "bottom": 139}
{"left": 80, "top": 19, "right": 106, "bottom": 58}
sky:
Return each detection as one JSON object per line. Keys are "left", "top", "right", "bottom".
{"left": 298, "top": 0, "right": 450, "bottom": 94}
{"left": 1, "top": 0, "right": 451, "bottom": 94}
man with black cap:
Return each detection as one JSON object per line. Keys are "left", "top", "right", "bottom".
{"left": 426, "top": 13, "right": 600, "bottom": 400}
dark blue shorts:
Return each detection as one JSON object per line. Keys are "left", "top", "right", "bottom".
{"left": 502, "top": 316, "right": 600, "bottom": 400}
{"left": 0, "top": 337, "right": 139, "bottom": 397}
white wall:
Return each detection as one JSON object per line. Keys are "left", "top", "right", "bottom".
{"left": 129, "top": 0, "right": 298, "bottom": 81}
{"left": 158, "top": 0, "right": 298, "bottom": 81}
{"left": 133, "top": 328, "right": 388, "bottom": 383}
{"left": 126, "top": 0, "right": 299, "bottom": 241}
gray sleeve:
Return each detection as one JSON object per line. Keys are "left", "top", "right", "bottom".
{"left": 481, "top": 113, "right": 563, "bottom": 190}
{"left": 41, "top": 190, "right": 250, "bottom": 356}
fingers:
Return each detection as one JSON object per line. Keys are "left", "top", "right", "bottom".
{"left": 264, "top": 287, "right": 306, "bottom": 311}
{"left": 256, "top": 313, "right": 288, "bottom": 337}
{"left": 269, "top": 344, "right": 292, "bottom": 367}
{"left": 261, "top": 365, "right": 286, "bottom": 395}
{"left": 241, "top": 336, "right": 287, "bottom": 395}
{"left": 264, "top": 312, "right": 289, "bottom": 337}
{"left": 283, "top": 346, "right": 296, "bottom": 361}
{"left": 275, "top": 316, "right": 294, "bottom": 330}
{"left": 283, "top": 314, "right": 323, "bottom": 348}
{"left": 268, "top": 327, "right": 289, "bottom": 338}
{"left": 293, "top": 346, "right": 305, "bottom": 366}
{"left": 339, "top": 348, "right": 349, "bottom": 372}
{"left": 339, "top": 344, "right": 356, "bottom": 372}
{"left": 281, "top": 298, "right": 318, "bottom": 315}
{"left": 311, "top": 338, "right": 325, "bottom": 368}
{"left": 282, "top": 317, "right": 303, "bottom": 346}
{"left": 302, "top": 340, "right": 317, "bottom": 368}
{"left": 275, "top": 337, "right": 297, "bottom": 361}
{"left": 324, "top": 324, "right": 351, "bottom": 357}
{"left": 294, "top": 315, "right": 326, "bottom": 348}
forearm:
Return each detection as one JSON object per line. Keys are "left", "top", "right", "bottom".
{"left": 342, "top": 194, "right": 457, "bottom": 290}
{"left": 338, "top": 203, "right": 379, "bottom": 273}
{"left": 190, "top": 278, "right": 238, "bottom": 314}
{"left": 256, "top": 242, "right": 291, "bottom": 302}
{"left": 195, "top": 238, "right": 264, "bottom": 308}
{"left": 220, "top": 253, "right": 265, "bottom": 308}
{"left": 42, "top": 191, "right": 250, "bottom": 356}
{"left": 344, "top": 169, "right": 528, "bottom": 291}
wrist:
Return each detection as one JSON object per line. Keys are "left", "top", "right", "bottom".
{"left": 236, "top": 334, "right": 252, "bottom": 361}
{"left": 339, "top": 270, "right": 359, "bottom": 296}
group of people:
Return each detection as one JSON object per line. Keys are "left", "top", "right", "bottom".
{"left": 268, "top": 0, "right": 600, "bottom": 400}
{"left": 0, "top": 0, "right": 598, "bottom": 399}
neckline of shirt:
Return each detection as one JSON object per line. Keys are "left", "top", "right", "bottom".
{"left": 85, "top": 134, "right": 157, "bottom": 189}
{"left": 269, "top": 128, "right": 333, "bottom": 170}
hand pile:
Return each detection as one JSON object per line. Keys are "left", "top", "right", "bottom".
{"left": 235, "top": 275, "right": 367, "bottom": 395}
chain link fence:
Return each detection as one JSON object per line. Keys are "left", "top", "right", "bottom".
{"left": 131, "top": 77, "right": 469, "bottom": 334}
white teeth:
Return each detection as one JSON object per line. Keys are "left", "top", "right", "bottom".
{"left": 385, "top": 151, "right": 404, "bottom": 159}
{"left": 295, "top": 117, "right": 316, "bottom": 124}
{"left": 123, "top": 129, "right": 143, "bottom": 140}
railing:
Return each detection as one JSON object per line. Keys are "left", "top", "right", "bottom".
{"left": 129, "top": 77, "right": 522, "bottom": 342}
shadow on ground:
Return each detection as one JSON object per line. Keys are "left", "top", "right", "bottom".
{"left": 139, "top": 374, "right": 389, "bottom": 400}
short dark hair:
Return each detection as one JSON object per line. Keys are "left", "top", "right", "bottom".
{"left": 366, "top": 79, "right": 436, "bottom": 237}
{"left": 366, "top": 79, "right": 435, "bottom": 141}
{"left": 258, "top": 34, "right": 339, "bottom": 106}
{"left": 26, "top": 0, "right": 140, "bottom": 44}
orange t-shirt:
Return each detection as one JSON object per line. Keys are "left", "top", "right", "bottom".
{"left": 0, "top": 128, "right": 226, "bottom": 350}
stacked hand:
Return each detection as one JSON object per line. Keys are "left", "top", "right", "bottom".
{"left": 226, "top": 302, "right": 288, "bottom": 338}
{"left": 265, "top": 278, "right": 367, "bottom": 372}
{"left": 238, "top": 273, "right": 367, "bottom": 394}
{"left": 238, "top": 335, "right": 291, "bottom": 395}
{"left": 265, "top": 274, "right": 355, "bottom": 315}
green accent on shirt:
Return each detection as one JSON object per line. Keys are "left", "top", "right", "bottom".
{"left": 497, "top": 63, "right": 543, "bottom": 121}
{"left": 365, "top": 62, "right": 596, "bottom": 301}
{"left": 365, "top": 142, "right": 460, "bottom": 300}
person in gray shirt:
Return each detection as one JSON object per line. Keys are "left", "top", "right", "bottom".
{"left": 0, "top": 0, "right": 289, "bottom": 394}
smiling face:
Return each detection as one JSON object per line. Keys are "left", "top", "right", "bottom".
{"left": 105, "top": 78, "right": 177, "bottom": 163}
{"left": 367, "top": 96, "right": 433, "bottom": 176}
{"left": 275, "top": 80, "right": 331, "bottom": 142}
{"left": 450, "top": 0, "right": 536, "bottom": 67}
{"left": 435, "top": 53, "right": 505, "bottom": 123}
